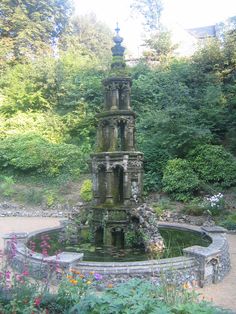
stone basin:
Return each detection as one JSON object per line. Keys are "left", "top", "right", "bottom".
{"left": 3, "top": 222, "right": 230, "bottom": 287}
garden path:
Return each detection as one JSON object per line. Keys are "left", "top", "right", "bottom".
{"left": 0, "top": 217, "right": 235, "bottom": 312}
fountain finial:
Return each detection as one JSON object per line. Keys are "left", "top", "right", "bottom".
{"left": 111, "top": 23, "right": 125, "bottom": 69}
{"left": 115, "top": 22, "right": 120, "bottom": 36}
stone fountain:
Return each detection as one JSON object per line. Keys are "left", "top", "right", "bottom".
{"left": 3, "top": 27, "right": 230, "bottom": 288}
{"left": 89, "top": 25, "right": 164, "bottom": 253}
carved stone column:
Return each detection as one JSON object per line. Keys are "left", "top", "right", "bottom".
{"left": 105, "top": 86, "right": 112, "bottom": 110}
{"left": 111, "top": 82, "right": 119, "bottom": 110}
{"left": 123, "top": 82, "right": 131, "bottom": 110}
{"left": 106, "top": 170, "right": 113, "bottom": 204}
{"left": 109, "top": 119, "right": 118, "bottom": 151}
{"left": 127, "top": 120, "right": 135, "bottom": 151}
{"left": 96, "top": 124, "right": 103, "bottom": 152}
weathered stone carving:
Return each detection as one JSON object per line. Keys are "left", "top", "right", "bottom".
{"left": 90, "top": 26, "right": 164, "bottom": 251}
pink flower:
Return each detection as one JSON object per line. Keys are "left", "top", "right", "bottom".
{"left": 22, "top": 269, "right": 29, "bottom": 276}
{"left": 5, "top": 270, "right": 11, "bottom": 280}
{"left": 34, "top": 297, "right": 41, "bottom": 306}
{"left": 42, "top": 248, "right": 48, "bottom": 256}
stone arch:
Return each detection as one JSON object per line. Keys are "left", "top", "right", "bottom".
{"left": 101, "top": 120, "right": 110, "bottom": 151}
{"left": 111, "top": 227, "right": 124, "bottom": 248}
{"left": 113, "top": 164, "right": 124, "bottom": 204}
{"left": 117, "top": 120, "right": 126, "bottom": 150}
{"left": 98, "top": 164, "right": 107, "bottom": 204}
{"left": 95, "top": 226, "right": 104, "bottom": 245}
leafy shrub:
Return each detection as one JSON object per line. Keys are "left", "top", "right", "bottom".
{"left": 0, "top": 112, "right": 69, "bottom": 143}
{"left": 153, "top": 204, "right": 166, "bottom": 217}
{"left": 20, "top": 188, "right": 44, "bottom": 205}
{"left": 0, "top": 134, "right": 85, "bottom": 178}
{"left": 220, "top": 213, "right": 236, "bottom": 230}
{"left": 0, "top": 175, "right": 15, "bottom": 197}
{"left": 162, "top": 159, "right": 200, "bottom": 201}
{"left": 188, "top": 145, "right": 236, "bottom": 187}
{"left": 144, "top": 171, "right": 162, "bottom": 192}
{"left": 44, "top": 190, "right": 58, "bottom": 207}
{"left": 70, "top": 279, "right": 229, "bottom": 314}
{"left": 80, "top": 179, "right": 92, "bottom": 202}
{"left": 183, "top": 203, "right": 205, "bottom": 216}
{"left": 203, "top": 193, "right": 225, "bottom": 216}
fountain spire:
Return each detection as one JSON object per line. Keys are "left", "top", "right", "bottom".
{"left": 111, "top": 24, "right": 126, "bottom": 69}
{"left": 91, "top": 27, "right": 144, "bottom": 247}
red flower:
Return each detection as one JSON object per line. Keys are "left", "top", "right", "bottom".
{"left": 22, "top": 269, "right": 29, "bottom": 276}
{"left": 34, "top": 297, "right": 41, "bottom": 306}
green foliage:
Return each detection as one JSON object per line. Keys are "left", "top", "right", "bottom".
{"left": 0, "top": 175, "right": 15, "bottom": 197}
{"left": 131, "top": 31, "right": 236, "bottom": 195}
{"left": 80, "top": 179, "right": 92, "bottom": 202}
{"left": 20, "top": 188, "right": 44, "bottom": 205}
{"left": 152, "top": 204, "right": 165, "bottom": 216}
{"left": 70, "top": 279, "right": 229, "bottom": 314}
{"left": 162, "top": 159, "right": 200, "bottom": 201}
{"left": 0, "top": 134, "right": 85, "bottom": 178}
{"left": 62, "top": 13, "right": 112, "bottom": 65}
{"left": 125, "top": 230, "right": 145, "bottom": 248}
{"left": 0, "top": 0, "right": 235, "bottom": 204}
{"left": 0, "top": 0, "right": 72, "bottom": 65}
{"left": 220, "top": 213, "right": 236, "bottom": 230}
{"left": 144, "top": 30, "right": 178, "bottom": 62}
{"left": 182, "top": 199, "right": 206, "bottom": 216}
{"left": 173, "top": 302, "right": 229, "bottom": 314}
{"left": 144, "top": 171, "right": 162, "bottom": 192}
{"left": 188, "top": 145, "right": 236, "bottom": 187}
{"left": 0, "top": 111, "right": 69, "bottom": 143}
{"left": 130, "top": 0, "right": 163, "bottom": 31}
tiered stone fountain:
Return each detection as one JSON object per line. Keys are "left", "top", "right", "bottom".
{"left": 4, "top": 27, "right": 230, "bottom": 288}
{"left": 89, "top": 25, "right": 164, "bottom": 253}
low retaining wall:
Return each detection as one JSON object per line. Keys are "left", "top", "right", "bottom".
{"left": 3, "top": 222, "right": 230, "bottom": 287}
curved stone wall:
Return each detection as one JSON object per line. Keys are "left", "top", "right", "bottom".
{"left": 3, "top": 223, "right": 230, "bottom": 287}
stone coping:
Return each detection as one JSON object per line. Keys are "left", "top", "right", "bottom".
{"left": 2, "top": 222, "right": 230, "bottom": 286}
{"left": 3, "top": 226, "right": 83, "bottom": 268}
{"left": 97, "top": 110, "right": 135, "bottom": 118}
{"left": 3, "top": 222, "right": 223, "bottom": 267}
{"left": 91, "top": 151, "right": 143, "bottom": 157}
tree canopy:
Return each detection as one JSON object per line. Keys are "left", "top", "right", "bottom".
{"left": 0, "top": 0, "right": 235, "bottom": 200}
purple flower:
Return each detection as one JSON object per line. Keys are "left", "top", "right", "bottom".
{"left": 94, "top": 273, "right": 102, "bottom": 281}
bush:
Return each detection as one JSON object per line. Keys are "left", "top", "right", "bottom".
{"left": 0, "top": 134, "right": 84, "bottom": 178}
{"left": 188, "top": 145, "right": 236, "bottom": 187}
{"left": 220, "top": 213, "right": 236, "bottom": 230}
{"left": 143, "top": 171, "right": 162, "bottom": 192}
{"left": 162, "top": 159, "right": 200, "bottom": 201}
{"left": 183, "top": 200, "right": 206, "bottom": 216}
{"left": 0, "top": 175, "right": 15, "bottom": 197}
{"left": 80, "top": 179, "right": 92, "bottom": 202}
{"left": 0, "top": 112, "right": 69, "bottom": 143}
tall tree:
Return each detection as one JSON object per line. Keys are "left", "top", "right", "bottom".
{"left": 60, "top": 13, "right": 113, "bottom": 66}
{"left": 130, "top": 0, "right": 163, "bottom": 31}
{"left": 130, "top": 0, "right": 176, "bottom": 62}
{"left": 0, "top": 0, "right": 72, "bottom": 65}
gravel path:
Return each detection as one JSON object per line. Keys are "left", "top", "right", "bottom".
{"left": 0, "top": 217, "right": 235, "bottom": 312}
